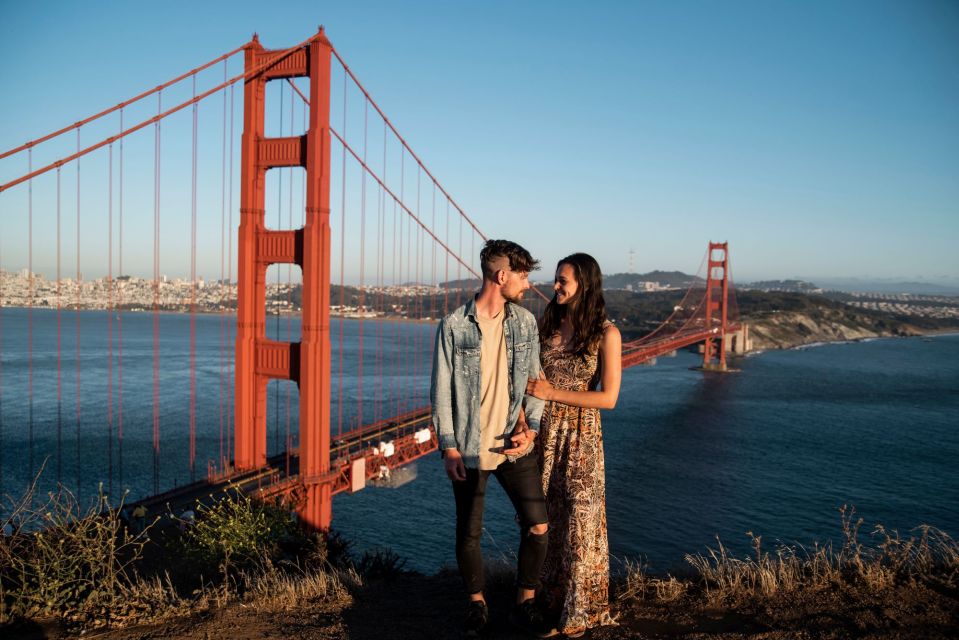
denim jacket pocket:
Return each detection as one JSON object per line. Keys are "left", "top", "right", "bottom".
{"left": 454, "top": 345, "right": 480, "bottom": 378}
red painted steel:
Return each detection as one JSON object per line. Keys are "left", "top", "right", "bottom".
{"left": 702, "top": 242, "right": 731, "bottom": 370}
{"left": 0, "top": 29, "right": 744, "bottom": 529}
{"left": 0, "top": 35, "right": 316, "bottom": 194}
{"left": 620, "top": 242, "right": 738, "bottom": 369}
{"left": 0, "top": 46, "right": 245, "bottom": 162}
{"left": 234, "top": 29, "right": 335, "bottom": 529}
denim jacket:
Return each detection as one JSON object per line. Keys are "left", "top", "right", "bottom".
{"left": 430, "top": 297, "right": 545, "bottom": 469}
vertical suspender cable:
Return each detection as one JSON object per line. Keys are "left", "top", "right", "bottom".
{"left": 357, "top": 100, "right": 367, "bottom": 429}
{"left": 117, "top": 109, "right": 124, "bottom": 491}
{"left": 107, "top": 143, "right": 114, "bottom": 498}
{"left": 227, "top": 82, "right": 235, "bottom": 463}
{"left": 412, "top": 165, "right": 420, "bottom": 404}
{"left": 56, "top": 167, "right": 62, "bottom": 486}
{"left": 190, "top": 75, "right": 198, "bottom": 482}
{"left": 400, "top": 153, "right": 408, "bottom": 414}
{"left": 75, "top": 130, "right": 82, "bottom": 501}
{"left": 28, "top": 150, "right": 34, "bottom": 492}
{"left": 152, "top": 91, "right": 161, "bottom": 495}
{"left": 376, "top": 121, "right": 387, "bottom": 424}
{"left": 336, "top": 67, "right": 347, "bottom": 437}
{"left": 392, "top": 199, "right": 399, "bottom": 417}
{"left": 218, "top": 62, "right": 228, "bottom": 471}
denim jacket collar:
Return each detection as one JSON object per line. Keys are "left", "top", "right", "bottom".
{"left": 463, "top": 296, "right": 515, "bottom": 323}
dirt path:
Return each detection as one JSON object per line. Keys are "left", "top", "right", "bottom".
{"left": 7, "top": 571, "right": 958, "bottom": 639}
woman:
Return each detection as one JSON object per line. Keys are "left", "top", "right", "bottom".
{"left": 526, "top": 253, "right": 622, "bottom": 637}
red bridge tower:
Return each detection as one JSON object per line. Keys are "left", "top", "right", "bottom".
{"left": 235, "top": 30, "right": 333, "bottom": 528}
{"left": 701, "top": 241, "right": 731, "bottom": 371}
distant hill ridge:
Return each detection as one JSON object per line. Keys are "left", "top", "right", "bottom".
{"left": 603, "top": 271, "right": 703, "bottom": 289}
{"left": 443, "top": 271, "right": 703, "bottom": 290}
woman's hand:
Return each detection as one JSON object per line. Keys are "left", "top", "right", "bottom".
{"left": 526, "top": 372, "right": 554, "bottom": 400}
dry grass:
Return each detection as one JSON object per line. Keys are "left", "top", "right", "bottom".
{"left": 1, "top": 474, "right": 359, "bottom": 632}
{"left": 617, "top": 559, "right": 688, "bottom": 603}
{"left": 678, "top": 506, "right": 959, "bottom": 605}
{"left": 0, "top": 473, "right": 147, "bottom": 626}
{"left": 240, "top": 559, "right": 359, "bottom": 610}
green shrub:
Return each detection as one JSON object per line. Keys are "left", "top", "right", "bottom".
{"left": 174, "top": 487, "right": 302, "bottom": 576}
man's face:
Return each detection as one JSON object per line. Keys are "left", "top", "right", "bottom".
{"left": 500, "top": 267, "right": 531, "bottom": 303}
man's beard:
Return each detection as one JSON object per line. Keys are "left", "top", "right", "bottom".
{"left": 503, "top": 289, "right": 525, "bottom": 304}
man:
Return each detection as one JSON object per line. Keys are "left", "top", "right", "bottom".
{"left": 431, "top": 239, "right": 555, "bottom": 638}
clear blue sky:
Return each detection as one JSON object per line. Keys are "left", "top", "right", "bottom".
{"left": 1, "top": 0, "right": 957, "bottom": 284}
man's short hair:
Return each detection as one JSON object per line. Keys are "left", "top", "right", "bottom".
{"left": 480, "top": 239, "right": 540, "bottom": 281}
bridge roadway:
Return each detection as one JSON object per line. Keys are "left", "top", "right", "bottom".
{"left": 131, "top": 407, "right": 437, "bottom": 519}
{"left": 131, "top": 326, "right": 738, "bottom": 519}
{"left": 622, "top": 324, "right": 742, "bottom": 368}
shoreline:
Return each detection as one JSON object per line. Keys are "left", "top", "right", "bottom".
{"left": 0, "top": 304, "right": 441, "bottom": 324}
{"left": 748, "top": 330, "right": 957, "bottom": 357}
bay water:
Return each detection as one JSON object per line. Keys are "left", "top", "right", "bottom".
{"left": 1, "top": 307, "right": 956, "bottom": 573}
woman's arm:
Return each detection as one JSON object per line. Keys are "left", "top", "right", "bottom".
{"left": 526, "top": 324, "right": 622, "bottom": 410}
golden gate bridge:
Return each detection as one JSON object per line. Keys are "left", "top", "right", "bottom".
{"left": 0, "top": 29, "right": 741, "bottom": 529}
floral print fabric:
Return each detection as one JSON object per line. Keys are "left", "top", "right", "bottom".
{"left": 537, "top": 337, "right": 616, "bottom": 635}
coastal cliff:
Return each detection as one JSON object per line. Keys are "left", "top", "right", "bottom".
{"left": 745, "top": 307, "right": 921, "bottom": 351}
{"left": 607, "top": 288, "right": 957, "bottom": 352}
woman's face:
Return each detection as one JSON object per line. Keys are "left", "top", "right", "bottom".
{"left": 553, "top": 263, "right": 579, "bottom": 305}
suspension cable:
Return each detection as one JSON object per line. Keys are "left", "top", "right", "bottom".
{"left": 1, "top": 33, "right": 321, "bottom": 194}
{"left": 0, "top": 46, "right": 246, "bottom": 162}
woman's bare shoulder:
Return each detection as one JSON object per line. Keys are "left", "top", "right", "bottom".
{"left": 599, "top": 321, "right": 621, "bottom": 348}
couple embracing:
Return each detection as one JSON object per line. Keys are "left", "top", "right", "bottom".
{"left": 431, "top": 239, "right": 622, "bottom": 638}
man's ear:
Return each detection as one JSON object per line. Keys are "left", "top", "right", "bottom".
{"left": 496, "top": 269, "right": 506, "bottom": 285}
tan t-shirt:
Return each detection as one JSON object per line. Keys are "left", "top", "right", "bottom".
{"left": 477, "top": 311, "right": 509, "bottom": 470}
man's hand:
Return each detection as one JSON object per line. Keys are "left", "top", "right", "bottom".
{"left": 501, "top": 421, "right": 536, "bottom": 456}
{"left": 443, "top": 448, "right": 467, "bottom": 481}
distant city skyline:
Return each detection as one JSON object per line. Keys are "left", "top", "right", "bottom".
{"left": 1, "top": 0, "right": 957, "bottom": 285}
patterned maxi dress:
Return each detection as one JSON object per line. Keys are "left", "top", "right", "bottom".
{"left": 537, "top": 337, "right": 616, "bottom": 635}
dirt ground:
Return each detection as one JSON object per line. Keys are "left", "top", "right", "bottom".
{"left": 6, "top": 569, "right": 958, "bottom": 640}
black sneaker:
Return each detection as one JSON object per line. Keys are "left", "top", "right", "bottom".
{"left": 464, "top": 600, "right": 489, "bottom": 638}
{"left": 509, "top": 599, "right": 558, "bottom": 638}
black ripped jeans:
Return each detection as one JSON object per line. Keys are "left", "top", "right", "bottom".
{"left": 452, "top": 453, "right": 549, "bottom": 595}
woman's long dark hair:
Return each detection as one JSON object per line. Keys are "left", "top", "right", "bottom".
{"left": 539, "top": 253, "right": 608, "bottom": 357}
